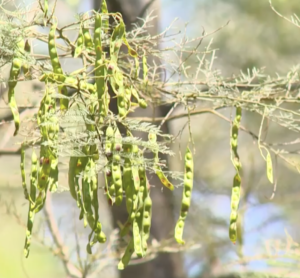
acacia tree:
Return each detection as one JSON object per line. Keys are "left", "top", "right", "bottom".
{"left": 1, "top": 0, "right": 300, "bottom": 277}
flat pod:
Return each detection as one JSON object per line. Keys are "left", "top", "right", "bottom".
{"left": 118, "top": 239, "right": 134, "bottom": 270}
{"left": 174, "top": 146, "right": 193, "bottom": 244}
{"left": 20, "top": 143, "right": 29, "bottom": 200}
{"left": 8, "top": 39, "right": 24, "bottom": 136}
{"left": 82, "top": 158, "right": 94, "bottom": 219}
{"left": 24, "top": 149, "right": 38, "bottom": 258}
{"left": 94, "top": 11, "right": 108, "bottom": 124}
{"left": 110, "top": 20, "right": 125, "bottom": 63}
{"left": 101, "top": 0, "right": 109, "bottom": 32}
{"left": 82, "top": 12, "right": 93, "bottom": 49}
{"left": 141, "top": 184, "right": 152, "bottom": 252}
{"left": 266, "top": 150, "right": 273, "bottom": 184}
{"left": 132, "top": 215, "right": 143, "bottom": 257}
{"left": 112, "top": 154, "right": 123, "bottom": 205}
{"left": 43, "top": 0, "right": 48, "bottom": 18}
{"left": 228, "top": 107, "right": 242, "bottom": 244}
{"left": 48, "top": 20, "right": 69, "bottom": 110}
{"left": 68, "top": 156, "right": 78, "bottom": 200}
{"left": 74, "top": 24, "right": 84, "bottom": 58}
{"left": 23, "top": 40, "right": 31, "bottom": 78}
{"left": 123, "top": 156, "right": 133, "bottom": 213}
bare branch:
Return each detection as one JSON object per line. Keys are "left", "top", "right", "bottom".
{"left": 44, "top": 192, "right": 82, "bottom": 278}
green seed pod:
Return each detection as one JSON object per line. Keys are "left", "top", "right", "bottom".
{"left": 82, "top": 159, "right": 94, "bottom": 219}
{"left": 43, "top": 0, "right": 48, "bottom": 22}
{"left": 75, "top": 156, "right": 87, "bottom": 217}
{"left": 48, "top": 20, "right": 69, "bottom": 110}
{"left": 105, "top": 125, "right": 114, "bottom": 155}
{"left": 229, "top": 174, "right": 241, "bottom": 244}
{"left": 23, "top": 40, "right": 31, "bottom": 78}
{"left": 112, "top": 154, "right": 123, "bottom": 205}
{"left": 68, "top": 157, "right": 78, "bottom": 200}
{"left": 266, "top": 150, "right": 273, "bottom": 184}
{"left": 74, "top": 25, "right": 84, "bottom": 58}
{"left": 118, "top": 239, "right": 134, "bottom": 270}
{"left": 229, "top": 107, "right": 242, "bottom": 244}
{"left": 101, "top": 0, "right": 109, "bottom": 32}
{"left": 174, "top": 146, "right": 193, "bottom": 245}
{"left": 94, "top": 12, "right": 108, "bottom": 124}
{"left": 82, "top": 12, "right": 94, "bottom": 49}
{"left": 142, "top": 192, "right": 152, "bottom": 252}
{"left": 123, "top": 156, "right": 133, "bottom": 212}
{"left": 20, "top": 143, "right": 29, "bottom": 200}
{"left": 49, "top": 159, "right": 58, "bottom": 192}
{"left": 138, "top": 99, "right": 147, "bottom": 109}
{"left": 8, "top": 39, "right": 24, "bottom": 136}
{"left": 24, "top": 149, "right": 38, "bottom": 258}
{"left": 132, "top": 216, "right": 143, "bottom": 257}
{"left": 110, "top": 20, "right": 125, "bottom": 63}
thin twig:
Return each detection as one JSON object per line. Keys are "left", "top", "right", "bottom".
{"left": 44, "top": 192, "right": 81, "bottom": 278}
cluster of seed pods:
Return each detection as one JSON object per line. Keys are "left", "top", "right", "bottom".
{"left": 11, "top": 0, "right": 286, "bottom": 268}
{"left": 20, "top": 2, "right": 156, "bottom": 262}
{"left": 18, "top": 0, "right": 198, "bottom": 268}
{"left": 23, "top": 85, "right": 59, "bottom": 256}
{"left": 106, "top": 130, "right": 155, "bottom": 269}
{"left": 101, "top": 126, "right": 157, "bottom": 269}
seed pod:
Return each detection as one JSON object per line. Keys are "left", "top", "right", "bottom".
{"left": 123, "top": 143, "right": 133, "bottom": 213}
{"left": 43, "top": 0, "right": 48, "bottom": 20}
{"left": 142, "top": 191, "right": 152, "bottom": 252}
{"left": 23, "top": 40, "right": 31, "bottom": 78}
{"left": 68, "top": 156, "right": 78, "bottom": 200}
{"left": 101, "top": 0, "right": 109, "bottom": 33}
{"left": 8, "top": 39, "right": 24, "bottom": 136}
{"left": 118, "top": 239, "right": 134, "bottom": 270}
{"left": 82, "top": 12, "right": 93, "bottom": 49}
{"left": 132, "top": 213, "right": 143, "bottom": 257}
{"left": 137, "top": 164, "right": 146, "bottom": 210}
{"left": 110, "top": 20, "right": 125, "bottom": 63}
{"left": 49, "top": 159, "right": 58, "bottom": 192}
{"left": 229, "top": 174, "right": 241, "bottom": 243}
{"left": 37, "top": 86, "right": 59, "bottom": 194}
{"left": 74, "top": 24, "right": 84, "bottom": 58}
{"left": 131, "top": 88, "right": 147, "bottom": 109}
{"left": 75, "top": 156, "right": 87, "bottom": 217}
{"left": 266, "top": 150, "right": 273, "bottom": 184}
{"left": 174, "top": 146, "right": 193, "bottom": 244}
{"left": 82, "top": 158, "right": 94, "bottom": 219}
{"left": 112, "top": 153, "right": 123, "bottom": 205}
{"left": 48, "top": 20, "right": 69, "bottom": 110}
{"left": 94, "top": 12, "right": 108, "bottom": 124}
{"left": 229, "top": 107, "right": 242, "bottom": 244}
{"left": 20, "top": 143, "right": 29, "bottom": 200}
{"left": 104, "top": 167, "right": 114, "bottom": 204}
{"left": 24, "top": 149, "right": 38, "bottom": 258}
{"left": 105, "top": 125, "right": 114, "bottom": 156}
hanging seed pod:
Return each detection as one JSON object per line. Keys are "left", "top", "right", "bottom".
{"left": 229, "top": 107, "right": 242, "bottom": 244}
{"left": 174, "top": 146, "right": 193, "bottom": 244}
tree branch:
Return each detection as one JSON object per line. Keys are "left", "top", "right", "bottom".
{"left": 44, "top": 192, "right": 82, "bottom": 278}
